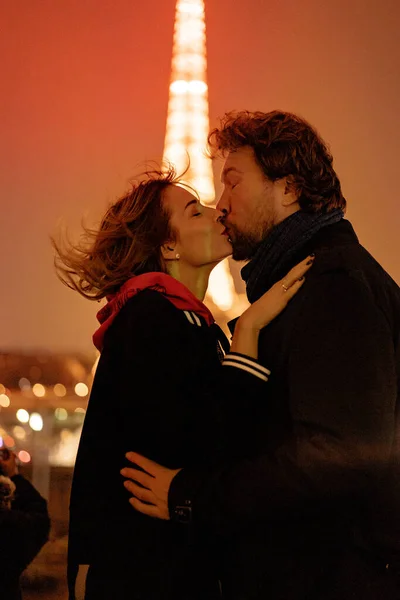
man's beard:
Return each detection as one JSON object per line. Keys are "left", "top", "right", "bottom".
{"left": 228, "top": 221, "right": 275, "bottom": 261}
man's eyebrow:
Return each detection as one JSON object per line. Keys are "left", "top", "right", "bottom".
{"left": 221, "top": 167, "right": 242, "bottom": 182}
{"left": 184, "top": 199, "right": 198, "bottom": 211}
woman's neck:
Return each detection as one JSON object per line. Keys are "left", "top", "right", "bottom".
{"left": 167, "top": 262, "right": 217, "bottom": 301}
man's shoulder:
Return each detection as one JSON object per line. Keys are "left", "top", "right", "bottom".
{"left": 309, "top": 221, "right": 395, "bottom": 285}
{"left": 313, "top": 242, "right": 371, "bottom": 275}
{"left": 313, "top": 237, "right": 398, "bottom": 294}
{"left": 297, "top": 240, "right": 400, "bottom": 337}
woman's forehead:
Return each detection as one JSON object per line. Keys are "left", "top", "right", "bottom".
{"left": 163, "top": 185, "right": 198, "bottom": 212}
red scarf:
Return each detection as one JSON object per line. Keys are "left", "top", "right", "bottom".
{"left": 93, "top": 272, "right": 215, "bottom": 351}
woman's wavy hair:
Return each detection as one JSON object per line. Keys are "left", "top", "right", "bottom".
{"left": 52, "top": 164, "right": 191, "bottom": 301}
{"left": 208, "top": 110, "right": 346, "bottom": 214}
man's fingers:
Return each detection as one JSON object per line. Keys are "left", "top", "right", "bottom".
{"left": 124, "top": 479, "right": 155, "bottom": 504}
{"left": 129, "top": 496, "right": 161, "bottom": 519}
{"left": 120, "top": 467, "right": 153, "bottom": 488}
{"left": 125, "top": 452, "right": 160, "bottom": 476}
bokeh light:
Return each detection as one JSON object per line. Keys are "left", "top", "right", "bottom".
{"left": 0, "top": 394, "right": 10, "bottom": 407}
{"left": 18, "top": 450, "right": 31, "bottom": 463}
{"left": 29, "top": 413, "right": 43, "bottom": 431}
{"left": 13, "top": 426, "right": 26, "bottom": 440}
{"left": 32, "top": 383, "right": 46, "bottom": 397}
{"left": 55, "top": 408, "right": 68, "bottom": 421}
{"left": 74, "top": 382, "right": 89, "bottom": 397}
{"left": 19, "top": 377, "right": 31, "bottom": 391}
{"left": 16, "top": 409, "right": 30, "bottom": 423}
{"left": 54, "top": 383, "right": 67, "bottom": 397}
{"left": 4, "top": 435, "right": 15, "bottom": 447}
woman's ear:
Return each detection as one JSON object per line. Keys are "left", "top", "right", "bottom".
{"left": 161, "top": 243, "right": 176, "bottom": 261}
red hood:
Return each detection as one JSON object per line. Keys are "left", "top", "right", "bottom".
{"left": 93, "top": 272, "right": 214, "bottom": 351}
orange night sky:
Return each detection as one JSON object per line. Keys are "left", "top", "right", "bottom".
{"left": 1, "top": 0, "right": 399, "bottom": 353}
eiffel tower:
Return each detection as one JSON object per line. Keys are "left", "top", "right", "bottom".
{"left": 163, "top": 0, "right": 237, "bottom": 312}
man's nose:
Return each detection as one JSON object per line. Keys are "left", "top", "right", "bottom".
{"left": 214, "top": 208, "right": 226, "bottom": 223}
{"left": 216, "top": 192, "right": 229, "bottom": 215}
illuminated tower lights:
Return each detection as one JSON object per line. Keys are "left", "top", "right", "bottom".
{"left": 163, "top": 0, "right": 236, "bottom": 311}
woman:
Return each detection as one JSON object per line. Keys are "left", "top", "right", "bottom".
{"left": 53, "top": 166, "right": 312, "bottom": 600}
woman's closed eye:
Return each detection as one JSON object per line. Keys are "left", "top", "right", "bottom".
{"left": 191, "top": 204, "right": 203, "bottom": 217}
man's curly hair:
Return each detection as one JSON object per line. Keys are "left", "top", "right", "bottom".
{"left": 208, "top": 110, "right": 346, "bottom": 214}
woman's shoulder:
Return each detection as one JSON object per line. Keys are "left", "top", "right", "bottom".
{"left": 123, "top": 288, "right": 182, "bottom": 318}
{"left": 111, "top": 289, "right": 190, "bottom": 336}
{"left": 104, "top": 289, "right": 215, "bottom": 351}
{"left": 121, "top": 289, "right": 213, "bottom": 329}
{"left": 102, "top": 288, "right": 216, "bottom": 362}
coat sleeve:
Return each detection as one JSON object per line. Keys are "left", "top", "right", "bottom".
{"left": 168, "top": 271, "right": 398, "bottom": 531}
{"left": 0, "top": 475, "right": 50, "bottom": 574}
{"left": 113, "top": 293, "right": 270, "bottom": 467}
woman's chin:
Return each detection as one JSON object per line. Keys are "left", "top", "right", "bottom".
{"left": 210, "top": 251, "right": 232, "bottom": 265}
{"left": 217, "top": 241, "right": 233, "bottom": 261}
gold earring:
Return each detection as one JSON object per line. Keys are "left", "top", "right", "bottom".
{"left": 176, "top": 253, "right": 180, "bottom": 260}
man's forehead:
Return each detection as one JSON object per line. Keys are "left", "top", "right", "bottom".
{"left": 221, "top": 165, "right": 241, "bottom": 180}
{"left": 221, "top": 147, "right": 254, "bottom": 179}
{"left": 223, "top": 146, "right": 254, "bottom": 171}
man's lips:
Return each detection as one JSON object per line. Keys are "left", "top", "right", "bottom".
{"left": 221, "top": 226, "right": 232, "bottom": 242}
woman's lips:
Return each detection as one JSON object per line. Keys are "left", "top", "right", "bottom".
{"left": 221, "top": 228, "right": 232, "bottom": 243}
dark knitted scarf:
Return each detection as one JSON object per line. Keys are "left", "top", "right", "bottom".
{"left": 241, "top": 208, "right": 344, "bottom": 303}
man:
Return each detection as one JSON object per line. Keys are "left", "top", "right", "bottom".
{"left": 0, "top": 448, "right": 50, "bottom": 600}
{"left": 121, "top": 110, "right": 400, "bottom": 599}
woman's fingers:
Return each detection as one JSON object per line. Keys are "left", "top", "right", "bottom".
{"left": 280, "top": 255, "right": 315, "bottom": 291}
{"left": 238, "top": 254, "right": 315, "bottom": 332}
{"left": 281, "top": 275, "right": 305, "bottom": 300}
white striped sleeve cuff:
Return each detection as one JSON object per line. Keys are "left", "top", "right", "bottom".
{"left": 222, "top": 352, "right": 271, "bottom": 382}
